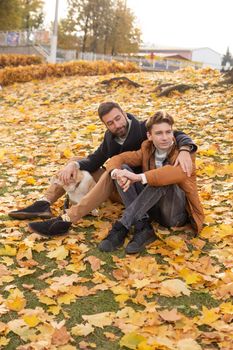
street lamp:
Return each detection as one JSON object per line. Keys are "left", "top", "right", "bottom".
{"left": 49, "top": 0, "right": 59, "bottom": 63}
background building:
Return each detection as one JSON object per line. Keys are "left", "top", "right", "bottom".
{"left": 140, "top": 44, "right": 222, "bottom": 70}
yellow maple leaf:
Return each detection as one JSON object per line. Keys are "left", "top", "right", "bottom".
{"left": 65, "top": 262, "right": 86, "bottom": 273}
{"left": 217, "top": 224, "right": 233, "bottom": 238}
{"left": 82, "top": 312, "right": 114, "bottom": 328}
{"left": 132, "top": 278, "right": 151, "bottom": 289}
{"left": 179, "top": 268, "right": 202, "bottom": 285}
{"left": 220, "top": 302, "right": 233, "bottom": 314}
{"left": 165, "top": 236, "right": 186, "bottom": 250}
{"left": 47, "top": 246, "right": 69, "bottom": 260}
{"left": 86, "top": 124, "right": 97, "bottom": 131}
{"left": 199, "top": 149, "right": 217, "bottom": 156}
{"left": 6, "top": 292, "right": 26, "bottom": 312}
{"left": 48, "top": 305, "right": 61, "bottom": 315}
{"left": 23, "top": 315, "right": 40, "bottom": 327}
{"left": 25, "top": 177, "right": 36, "bottom": 185}
{"left": 111, "top": 285, "right": 129, "bottom": 295}
{"left": 199, "top": 306, "right": 220, "bottom": 325}
{"left": 0, "top": 245, "right": 17, "bottom": 256}
{"left": 115, "top": 294, "right": 130, "bottom": 305}
{"left": 199, "top": 226, "right": 215, "bottom": 239}
{"left": 201, "top": 164, "right": 216, "bottom": 176}
{"left": 38, "top": 295, "right": 56, "bottom": 305}
{"left": 57, "top": 293, "right": 76, "bottom": 305}
{"left": 71, "top": 323, "right": 94, "bottom": 336}
{"left": 119, "top": 332, "right": 146, "bottom": 349}
{"left": 0, "top": 276, "right": 14, "bottom": 284}
{"left": 63, "top": 148, "right": 73, "bottom": 159}
{"left": 0, "top": 337, "right": 10, "bottom": 346}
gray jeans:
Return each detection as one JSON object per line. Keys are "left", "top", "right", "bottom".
{"left": 115, "top": 165, "right": 188, "bottom": 230}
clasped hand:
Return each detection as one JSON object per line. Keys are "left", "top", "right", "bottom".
{"left": 114, "top": 169, "right": 141, "bottom": 192}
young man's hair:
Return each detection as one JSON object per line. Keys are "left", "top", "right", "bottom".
{"left": 98, "top": 102, "right": 124, "bottom": 119}
{"left": 146, "top": 110, "right": 174, "bottom": 131}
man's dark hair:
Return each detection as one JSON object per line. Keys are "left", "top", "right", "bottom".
{"left": 98, "top": 102, "right": 124, "bottom": 119}
{"left": 146, "top": 110, "right": 174, "bottom": 132}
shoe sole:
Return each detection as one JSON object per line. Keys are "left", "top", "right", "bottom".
{"left": 125, "top": 236, "right": 156, "bottom": 254}
{"left": 9, "top": 212, "right": 53, "bottom": 220}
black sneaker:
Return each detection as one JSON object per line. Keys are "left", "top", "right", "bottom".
{"left": 9, "top": 200, "right": 52, "bottom": 220}
{"left": 98, "top": 221, "right": 128, "bottom": 252}
{"left": 28, "top": 216, "right": 71, "bottom": 237}
{"left": 125, "top": 220, "right": 156, "bottom": 254}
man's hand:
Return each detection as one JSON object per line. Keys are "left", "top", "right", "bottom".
{"left": 174, "top": 150, "right": 192, "bottom": 177}
{"left": 57, "top": 161, "right": 78, "bottom": 185}
{"left": 115, "top": 169, "right": 141, "bottom": 192}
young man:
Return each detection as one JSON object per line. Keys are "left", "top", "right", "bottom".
{"left": 99, "top": 110, "right": 204, "bottom": 254}
{"left": 9, "top": 103, "right": 197, "bottom": 237}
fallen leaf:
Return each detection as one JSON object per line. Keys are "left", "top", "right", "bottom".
{"left": 51, "top": 326, "right": 71, "bottom": 345}
{"left": 119, "top": 332, "right": 146, "bottom": 349}
{"left": 158, "top": 308, "right": 182, "bottom": 322}
{"left": 159, "top": 279, "right": 190, "bottom": 297}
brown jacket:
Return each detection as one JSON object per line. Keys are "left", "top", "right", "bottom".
{"left": 106, "top": 140, "right": 204, "bottom": 233}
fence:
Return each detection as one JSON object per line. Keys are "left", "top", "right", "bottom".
{"left": 0, "top": 30, "right": 50, "bottom": 46}
{"left": 0, "top": 30, "right": 203, "bottom": 71}
{"left": 0, "top": 30, "right": 76, "bottom": 62}
{"left": 77, "top": 51, "right": 203, "bottom": 71}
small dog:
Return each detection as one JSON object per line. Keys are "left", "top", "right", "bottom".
{"left": 52, "top": 169, "right": 99, "bottom": 216}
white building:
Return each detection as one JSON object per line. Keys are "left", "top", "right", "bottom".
{"left": 191, "top": 47, "right": 222, "bottom": 70}
{"left": 140, "top": 45, "right": 222, "bottom": 70}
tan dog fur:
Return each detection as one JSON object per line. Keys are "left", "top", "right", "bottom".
{"left": 52, "top": 169, "right": 98, "bottom": 216}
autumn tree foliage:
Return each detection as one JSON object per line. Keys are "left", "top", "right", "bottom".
{"left": 20, "top": 0, "right": 44, "bottom": 32}
{"left": 0, "top": 0, "right": 44, "bottom": 32}
{"left": 58, "top": 0, "right": 141, "bottom": 54}
{"left": 221, "top": 47, "right": 233, "bottom": 70}
{"left": 0, "top": 0, "right": 22, "bottom": 30}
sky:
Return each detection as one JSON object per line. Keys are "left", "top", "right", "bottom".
{"left": 44, "top": 0, "right": 232, "bottom": 55}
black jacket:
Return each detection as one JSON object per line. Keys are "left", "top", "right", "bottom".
{"left": 78, "top": 113, "right": 197, "bottom": 173}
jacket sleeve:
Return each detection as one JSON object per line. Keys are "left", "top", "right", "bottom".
{"left": 174, "top": 130, "right": 197, "bottom": 152}
{"left": 106, "top": 150, "right": 143, "bottom": 173}
{"left": 145, "top": 153, "right": 196, "bottom": 186}
{"left": 78, "top": 141, "right": 109, "bottom": 173}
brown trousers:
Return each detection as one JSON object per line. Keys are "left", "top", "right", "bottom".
{"left": 44, "top": 168, "right": 120, "bottom": 224}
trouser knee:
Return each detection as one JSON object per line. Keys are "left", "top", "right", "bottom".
{"left": 121, "top": 164, "right": 133, "bottom": 171}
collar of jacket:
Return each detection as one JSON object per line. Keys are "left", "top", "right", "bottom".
{"left": 143, "top": 138, "right": 178, "bottom": 168}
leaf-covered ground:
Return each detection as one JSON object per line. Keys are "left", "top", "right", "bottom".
{"left": 0, "top": 68, "right": 232, "bottom": 350}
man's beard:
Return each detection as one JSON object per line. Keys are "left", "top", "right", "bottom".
{"left": 114, "top": 120, "right": 129, "bottom": 138}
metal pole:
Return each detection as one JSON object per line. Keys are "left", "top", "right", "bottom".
{"left": 48, "top": 0, "right": 59, "bottom": 63}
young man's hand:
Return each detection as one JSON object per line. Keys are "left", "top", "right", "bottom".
{"left": 174, "top": 150, "right": 192, "bottom": 177}
{"left": 115, "top": 169, "right": 141, "bottom": 192}
{"left": 57, "top": 161, "right": 78, "bottom": 185}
